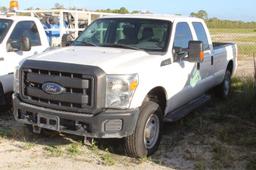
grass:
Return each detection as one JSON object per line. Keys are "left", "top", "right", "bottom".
{"left": 22, "top": 142, "right": 36, "bottom": 150}
{"left": 44, "top": 145, "right": 64, "bottom": 157}
{"left": 209, "top": 28, "right": 256, "bottom": 34}
{"left": 101, "top": 149, "right": 116, "bottom": 166}
{"left": 88, "top": 140, "right": 117, "bottom": 166}
{"left": 211, "top": 142, "right": 234, "bottom": 169}
{"left": 238, "top": 46, "right": 256, "bottom": 57}
{"left": 173, "top": 73, "right": 256, "bottom": 169}
{"left": 0, "top": 128, "right": 13, "bottom": 138}
{"left": 234, "top": 36, "right": 256, "bottom": 43}
{"left": 247, "top": 158, "right": 256, "bottom": 170}
{"left": 194, "top": 161, "right": 206, "bottom": 170}
{"left": 89, "top": 139, "right": 100, "bottom": 154}
{"left": 66, "top": 143, "right": 82, "bottom": 156}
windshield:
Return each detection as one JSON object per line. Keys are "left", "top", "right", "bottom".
{"left": 74, "top": 18, "right": 172, "bottom": 52}
{"left": 0, "top": 19, "right": 13, "bottom": 44}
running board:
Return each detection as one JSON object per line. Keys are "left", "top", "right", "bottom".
{"left": 164, "top": 95, "right": 210, "bottom": 122}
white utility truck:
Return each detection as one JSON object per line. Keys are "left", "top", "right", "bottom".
{"left": 0, "top": 16, "right": 49, "bottom": 106}
{"left": 13, "top": 14, "right": 237, "bottom": 157}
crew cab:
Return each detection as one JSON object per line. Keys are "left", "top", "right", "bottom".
{"left": 13, "top": 15, "right": 237, "bottom": 157}
{"left": 0, "top": 16, "right": 49, "bottom": 106}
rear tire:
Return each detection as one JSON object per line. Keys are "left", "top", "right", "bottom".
{"left": 215, "top": 70, "right": 231, "bottom": 98}
{"left": 124, "top": 100, "right": 163, "bottom": 158}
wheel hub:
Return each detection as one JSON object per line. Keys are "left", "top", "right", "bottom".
{"left": 224, "top": 74, "right": 231, "bottom": 96}
{"left": 144, "top": 114, "right": 160, "bottom": 149}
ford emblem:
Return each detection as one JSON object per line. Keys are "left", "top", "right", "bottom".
{"left": 42, "top": 82, "right": 65, "bottom": 95}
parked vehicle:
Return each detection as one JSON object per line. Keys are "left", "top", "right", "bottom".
{"left": 13, "top": 14, "right": 237, "bottom": 157}
{"left": 0, "top": 16, "right": 49, "bottom": 106}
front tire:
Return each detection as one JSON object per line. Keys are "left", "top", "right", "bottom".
{"left": 124, "top": 100, "right": 163, "bottom": 158}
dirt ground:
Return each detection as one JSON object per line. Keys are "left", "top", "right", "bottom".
{"left": 0, "top": 57, "right": 255, "bottom": 170}
{"left": 236, "top": 57, "right": 255, "bottom": 77}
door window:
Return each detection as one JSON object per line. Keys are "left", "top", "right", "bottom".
{"left": 173, "top": 22, "right": 193, "bottom": 49}
{"left": 8, "top": 21, "right": 41, "bottom": 46}
{"left": 173, "top": 22, "right": 193, "bottom": 61}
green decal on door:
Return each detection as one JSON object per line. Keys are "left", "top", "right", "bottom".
{"left": 190, "top": 68, "right": 201, "bottom": 87}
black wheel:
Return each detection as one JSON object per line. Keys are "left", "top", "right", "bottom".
{"left": 0, "top": 92, "right": 13, "bottom": 112}
{"left": 215, "top": 70, "right": 231, "bottom": 98}
{"left": 124, "top": 100, "right": 163, "bottom": 158}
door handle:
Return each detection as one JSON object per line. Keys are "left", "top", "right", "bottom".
{"left": 211, "top": 56, "right": 214, "bottom": 65}
{"left": 0, "top": 57, "right": 4, "bottom": 61}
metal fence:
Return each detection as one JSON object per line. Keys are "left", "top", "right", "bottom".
{"left": 210, "top": 28, "right": 256, "bottom": 58}
{"left": 210, "top": 28, "right": 256, "bottom": 76}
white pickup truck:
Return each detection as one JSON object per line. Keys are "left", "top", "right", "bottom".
{"left": 13, "top": 15, "right": 237, "bottom": 157}
{"left": 0, "top": 16, "right": 49, "bottom": 106}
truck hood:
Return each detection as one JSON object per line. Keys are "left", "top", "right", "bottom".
{"left": 28, "top": 46, "right": 161, "bottom": 74}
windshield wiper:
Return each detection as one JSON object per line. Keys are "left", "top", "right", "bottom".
{"left": 100, "top": 43, "right": 143, "bottom": 51}
{"left": 73, "top": 41, "right": 97, "bottom": 47}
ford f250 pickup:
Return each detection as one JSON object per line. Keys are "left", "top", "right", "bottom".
{"left": 0, "top": 16, "right": 49, "bottom": 107}
{"left": 13, "top": 14, "right": 237, "bottom": 157}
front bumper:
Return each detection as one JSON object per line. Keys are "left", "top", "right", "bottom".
{"left": 13, "top": 94, "right": 139, "bottom": 138}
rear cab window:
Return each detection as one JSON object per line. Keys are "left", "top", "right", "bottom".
{"left": 192, "top": 22, "right": 210, "bottom": 51}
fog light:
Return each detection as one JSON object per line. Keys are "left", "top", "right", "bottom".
{"left": 104, "top": 119, "right": 123, "bottom": 132}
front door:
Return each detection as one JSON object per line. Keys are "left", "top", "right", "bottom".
{"left": 166, "top": 22, "right": 203, "bottom": 112}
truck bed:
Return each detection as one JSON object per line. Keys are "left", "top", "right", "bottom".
{"left": 213, "top": 42, "right": 236, "bottom": 50}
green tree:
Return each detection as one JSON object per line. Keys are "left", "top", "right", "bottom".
{"left": 190, "top": 10, "right": 208, "bottom": 20}
{"left": 53, "top": 3, "right": 64, "bottom": 9}
{"left": 0, "top": 6, "right": 7, "bottom": 13}
{"left": 131, "top": 10, "right": 141, "bottom": 14}
{"left": 96, "top": 7, "right": 129, "bottom": 14}
{"left": 119, "top": 7, "right": 129, "bottom": 14}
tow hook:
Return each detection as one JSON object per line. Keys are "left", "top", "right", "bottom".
{"left": 83, "top": 136, "right": 94, "bottom": 146}
{"left": 32, "top": 125, "right": 42, "bottom": 134}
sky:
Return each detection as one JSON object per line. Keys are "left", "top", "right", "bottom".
{"left": 1, "top": 0, "right": 256, "bottom": 21}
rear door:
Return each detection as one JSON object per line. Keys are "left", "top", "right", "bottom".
{"left": 192, "top": 22, "right": 214, "bottom": 90}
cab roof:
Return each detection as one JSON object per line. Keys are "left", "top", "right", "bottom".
{"left": 0, "top": 15, "right": 39, "bottom": 22}
{"left": 102, "top": 14, "right": 203, "bottom": 23}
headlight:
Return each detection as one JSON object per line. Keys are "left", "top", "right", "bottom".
{"left": 106, "top": 74, "right": 139, "bottom": 109}
{"left": 14, "top": 66, "right": 20, "bottom": 94}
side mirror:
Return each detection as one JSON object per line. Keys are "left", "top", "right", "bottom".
{"left": 9, "top": 40, "right": 20, "bottom": 52}
{"left": 187, "top": 41, "right": 204, "bottom": 63}
{"left": 20, "top": 36, "right": 31, "bottom": 51}
{"left": 7, "top": 36, "right": 31, "bottom": 52}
